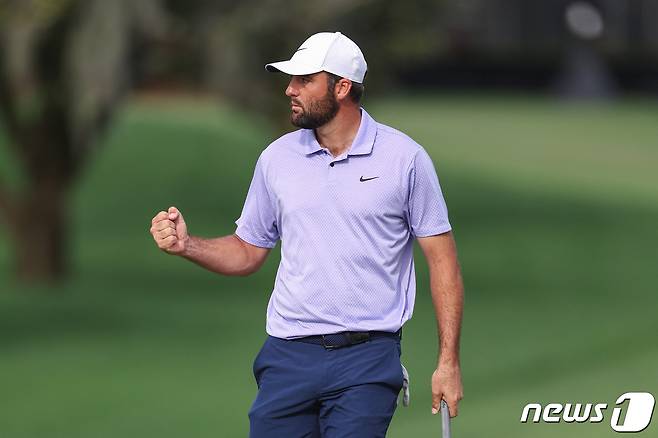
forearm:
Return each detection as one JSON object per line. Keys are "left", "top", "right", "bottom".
{"left": 181, "top": 234, "right": 258, "bottom": 276}
{"left": 429, "top": 251, "right": 464, "bottom": 366}
{"left": 419, "top": 232, "right": 465, "bottom": 415}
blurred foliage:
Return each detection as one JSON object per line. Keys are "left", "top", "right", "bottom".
{"left": 0, "top": 0, "right": 73, "bottom": 27}
{"left": 0, "top": 0, "right": 168, "bottom": 282}
{"left": 156, "top": 0, "right": 446, "bottom": 123}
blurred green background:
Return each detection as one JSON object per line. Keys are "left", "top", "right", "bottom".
{"left": 1, "top": 1, "right": 657, "bottom": 437}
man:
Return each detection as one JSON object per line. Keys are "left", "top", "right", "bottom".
{"left": 150, "top": 32, "right": 463, "bottom": 437}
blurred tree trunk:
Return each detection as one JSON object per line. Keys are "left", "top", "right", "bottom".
{"left": 13, "top": 179, "right": 69, "bottom": 280}
{"left": 0, "top": 0, "right": 168, "bottom": 284}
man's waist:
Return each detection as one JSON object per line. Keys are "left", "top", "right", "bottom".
{"left": 285, "top": 329, "right": 402, "bottom": 350}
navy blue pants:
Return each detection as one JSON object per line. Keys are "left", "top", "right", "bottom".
{"left": 248, "top": 334, "right": 404, "bottom": 437}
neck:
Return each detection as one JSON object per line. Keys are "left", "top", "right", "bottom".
{"left": 314, "top": 105, "right": 362, "bottom": 157}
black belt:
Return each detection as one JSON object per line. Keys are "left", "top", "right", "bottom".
{"left": 291, "top": 329, "right": 402, "bottom": 350}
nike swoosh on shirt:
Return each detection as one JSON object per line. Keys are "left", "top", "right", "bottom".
{"left": 359, "top": 176, "right": 379, "bottom": 182}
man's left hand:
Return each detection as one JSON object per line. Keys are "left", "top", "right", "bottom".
{"left": 431, "top": 362, "right": 463, "bottom": 417}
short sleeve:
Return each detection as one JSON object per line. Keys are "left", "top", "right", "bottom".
{"left": 406, "top": 148, "right": 452, "bottom": 237}
{"left": 234, "top": 157, "right": 279, "bottom": 248}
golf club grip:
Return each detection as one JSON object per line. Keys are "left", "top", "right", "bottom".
{"left": 441, "top": 400, "right": 451, "bottom": 438}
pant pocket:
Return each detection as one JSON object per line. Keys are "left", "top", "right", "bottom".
{"left": 252, "top": 337, "right": 270, "bottom": 385}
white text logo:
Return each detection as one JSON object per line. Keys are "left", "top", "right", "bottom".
{"left": 520, "top": 392, "right": 655, "bottom": 433}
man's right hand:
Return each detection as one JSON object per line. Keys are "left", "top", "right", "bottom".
{"left": 150, "top": 206, "right": 189, "bottom": 255}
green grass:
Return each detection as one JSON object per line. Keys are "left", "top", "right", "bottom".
{"left": 1, "top": 94, "right": 657, "bottom": 437}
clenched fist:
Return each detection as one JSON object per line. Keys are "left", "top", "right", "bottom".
{"left": 150, "top": 206, "right": 189, "bottom": 255}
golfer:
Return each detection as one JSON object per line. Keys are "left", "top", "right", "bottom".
{"left": 150, "top": 32, "right": 463, "bottom": 437}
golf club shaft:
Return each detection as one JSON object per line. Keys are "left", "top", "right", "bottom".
{"left": 441, "top": 400, "right": 451, "bottom": 438}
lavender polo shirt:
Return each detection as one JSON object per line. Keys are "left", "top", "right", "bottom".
{"left": 235, "top": 109, "right": 451, "bottom": 339}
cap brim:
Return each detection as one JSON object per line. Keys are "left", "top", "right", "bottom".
{"left": 265, "top": 60, "right": 322, "bottom": 76}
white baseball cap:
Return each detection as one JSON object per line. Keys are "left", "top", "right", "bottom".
{"left": 265, "top": 32, "right": 367, "bottom": 83}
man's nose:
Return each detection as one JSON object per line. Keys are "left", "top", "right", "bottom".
{"left": 285, "top": 80, "right": 297, "bottom": 97}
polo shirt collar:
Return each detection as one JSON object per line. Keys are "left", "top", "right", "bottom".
{"left": 302, "top": 108, "right": 377, "bottom": 156}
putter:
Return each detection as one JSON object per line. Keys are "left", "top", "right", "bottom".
{"left": 441, "top": 400, "right": 451, "bottom": 438}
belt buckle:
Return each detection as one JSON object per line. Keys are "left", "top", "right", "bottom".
{"left": 321, "top": 335, "right": 340, "bottom": 350}
{"left": 348, "top": 332, "right": 370, "bottom": 345}
{"left": 321, "top": 332, "right": 371, "bottom": 349}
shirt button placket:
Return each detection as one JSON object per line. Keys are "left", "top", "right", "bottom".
{"left": 328, "top": 156, "right": 337, "bottom": 184}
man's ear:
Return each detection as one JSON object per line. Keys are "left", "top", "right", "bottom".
{"left": 335, "top": 78, "right": 352, "bottom": 101}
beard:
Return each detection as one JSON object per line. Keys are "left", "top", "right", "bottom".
{"left": 290, "top": 90, "right": 339, "bottom": 129}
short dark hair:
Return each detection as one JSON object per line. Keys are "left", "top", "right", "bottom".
{"left": 326, "top": 72, "right": 364, "bottom": 103}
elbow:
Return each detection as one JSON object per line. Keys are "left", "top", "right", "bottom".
{"left": 233, "top": 266, "right": 259, "bottom": 277}
{"left": 232, "top": 235, "right": 269, "bottom": 277}
{"left": 229, "top": 254, "right": 264, "bottom": 277}
{"left": 217, "top": 267, "right": 257, "bottom": 277}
